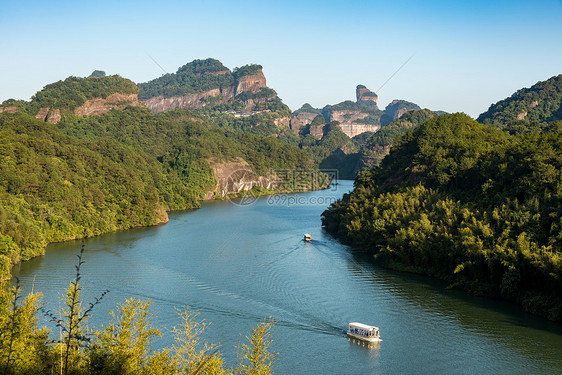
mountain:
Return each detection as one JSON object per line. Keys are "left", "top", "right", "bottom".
{"left": 358, "top": 109, "right": 437, "bottom": 169}
{"left": 477, "top": 74, "right": 562, "bottom": 132}
{"left": 322, "top": 113, "right": 562, "bottom": 321}
{"left": 138, "top": 58, "right": 303, "bottom": 138}
{"left": 0, "top": 73, "right": 327, "bottom": 280}
{"left": 1, "top": 74, "right": 142, "bottom": 124}
{"left": 294, "top": 84, "right": 427, "bottom": 138}
{"left": 380, "top": 99, "right": 421, "bottom": 125}
{"left": 138, "top": 58, "right": 288, "bottom": 115}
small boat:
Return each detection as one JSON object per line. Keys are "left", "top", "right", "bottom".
{"left": 347, "top": 322, "right": 381, "bottom": 342}
{"left": 303, "top": 233, "right": 312, "bottom": 241}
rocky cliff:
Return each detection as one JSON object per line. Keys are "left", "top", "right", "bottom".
{"left": 142, "top": 70, "right": 268, "bottom": 114}
{"left": 477, "top": 74, "right": 562, "bottom": 128}
{"left": 338, "top": 123, "right": 380, "bottom": 137}
{"left": 356, "top": 84, "right": 378, "bottom": 104}
{"left": 0, "top": 106, "right": 18, "bottom": 113}
{"left": 205, "top": 158, "right": 280, "bottom": 200}
{"left": 324, "top": 109, "right": 379, "bottom": 137}
{"left": 140, "top": 60, "right": 270, "bottom": 114}
{"left": 294, "top": 84, "right": 427, "bottom": 138}
{"left": 33, "top": 93, "right": 143, "bottom": 124}
{"left": 235, "top": 70, "right": 267, "bottom": 95}
{"left": 381, "top": 100, "right": 421, "bottom": 125}
{"left": 144, "top": 88, "right": 231, "bottom": 113}
{"left": 74, "top": 93, "right": 143, "bottom": 116}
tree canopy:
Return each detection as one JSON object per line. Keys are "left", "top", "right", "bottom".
{"left": 322, "top": 113, "right": 562, "bottom": 321}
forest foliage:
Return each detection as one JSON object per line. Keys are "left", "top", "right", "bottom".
{"left": 0, "top": 253, "right": 276, "bottom": 374}
{"left": 477, "top": 74, "right": 562, "bottom": 132}
{"left": 0, "top": 107, "right": 318, "bottom": 281}
{"left": 26, "top": 75, "right": 139, "bottom": 114}
{"left": 137, "top": 58, "right": 265, "bottom": 101}
{"left": 322, "top": 113, "right": 562, "bottom": 321}
{"left": 138, "top": 58, "right": 235, "bottom": 100}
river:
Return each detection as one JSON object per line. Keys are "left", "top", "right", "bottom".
{"left": 13, "top": 180, "right": 562, "bottom": 374}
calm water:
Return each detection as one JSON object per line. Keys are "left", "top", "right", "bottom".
{"left": 13, "top": 181, "right": 562, "bottom": 374}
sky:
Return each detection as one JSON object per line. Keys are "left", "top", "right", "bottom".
{"left": 1, "top": 0, "right": 561, "bottom": 117}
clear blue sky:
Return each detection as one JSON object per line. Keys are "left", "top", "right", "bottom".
{"left": 1, "top": 0, "right": 561, "bottom": 117}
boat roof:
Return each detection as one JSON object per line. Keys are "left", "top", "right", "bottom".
{"left": 349, "top": 322, "right": 378, "bottom": 330}
{"left": 304, "top": 233, "right": 311, "bottom": 237}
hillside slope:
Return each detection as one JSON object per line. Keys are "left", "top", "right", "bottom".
{"left": 322, "top": 113, "right": 562, "bottom": 321}
{"left": 478, "top": 74, "right": 562, "bottom": 132}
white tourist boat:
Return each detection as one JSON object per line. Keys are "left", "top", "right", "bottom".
{"left": 303, "top": 233, "right": 312, "bottom": 241}
{"left": 347, "top": 322, "right": 381, "bottom": 342}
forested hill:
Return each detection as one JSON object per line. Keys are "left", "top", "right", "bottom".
{"left": 477, "top": 74, "right": 562, "bottom": 132}
{"left": 137, "top": 58, "right": 235, "bottom": 100}
{"left": 1, "top": 75, "right": 139, "bottom": 114}
{"left": 0, "top": 105, "right": 320, "bottom": 281}
{"left": 322, "top": 113, "right": 562, "bottom": 321}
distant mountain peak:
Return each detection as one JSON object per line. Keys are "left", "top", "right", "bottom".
{"left": 356, "top": 84, "right": 378, "bottom": 104}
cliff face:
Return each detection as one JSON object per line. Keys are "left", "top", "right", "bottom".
{"left": 0, "top": 106, "right": 18, "bottom": 113}
{"left": 325, "top": 110, "right": 380, "bottom": 137}
{"left": 74, "top": 93, "right": 143, "bottom": 116}
{"left": 310, "top": 122, "right": 325, "bottom": 139}
{"left": 356, "top": 85, "right": 378, "bottom": 105}
{"left": 339, "top": 123, "right": 380, "bottom": 137}
{"left": 381, "top": 100, "right": 422, "bottom": 125}
{"left": 235, "top": 71, "right": 267, "bottom": 95}
{"left": 295, "top": 111, "right": 318, "bottom": 126}
{"left": 143, "top": 68, "right": 268, "bottom": 114}
{"left": 289, "top": 116, "right": 304, "bottom": 133}
{"left": 205, "top": 158, "right": 279, "bottom": 199}
{"left": 32, "top": 93, "right": 143, "bottom": 124}
{"left": 144, "top": 88, "right": 232, "bottom": 113}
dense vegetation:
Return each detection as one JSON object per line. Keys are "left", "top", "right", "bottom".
{"left": 296, "top": 120, "right": 358, "bottom": 178}
{"left": 27, "top": 75, "right": 139, "bottom": 114}
{"left": 59, "top": 107, "right": 313, "bottom": 177}
{"left": 478, "top": 74, "right": 562, "bottom": 132}
{"left": 0, "top": 112, "right": 194, "bottom": 280}
{"left": 292, "top": 103, "right": 320, "bottom": 117}
{"left": 380, "top": 100, "right": 421, "bottom": 126}
{"left": 321, "top": 100, "right": 383, "bottom": 126}
{"left": 0, "top": 107, "right": 319, "bottom": 281}
{"left": 0, "top": 247, "right": 276, "bottom": 374}
{"left": 138, "top": 59, "right": 265, "bottom": 101}
{"left": 359, "top": 109, "right": 437, "bottom": 168}
{"left": 138, "top": 58, "right": 235, "bottom": 100}
{"left": 233, "top": 64, "right": 263, "bottom": 79}
{"left": 322, "top": 113, "right": 562, "bottom": 321}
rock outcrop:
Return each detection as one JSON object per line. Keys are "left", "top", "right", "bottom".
{"left": 143, "top": 67, "right": 268, "bottom": 114}
{"left": 48, "top": 109, "right": 61, "bottom": 124}
{"left": 35, "top": 107, "right": 50, "bottom": 122}
{"left": 205, "top": 158, "right": 279, "bottom": 199}
{"left": 324, "top": 109, "right": 380, "bottom": 137}
{"left": 273, "top": 116, "right": 291, "bottom": 128}
{"left": 381, "top": 100, "right": 421, "bottom": 125}
{"left": 33, "top": 93, "right": 141, "bottom": 124}
{"left": 356, "top": 84, "right": 378, "bottom": 104}
{"left": 144, "top": 88, "right": 231, "bottom": 113}
{"left": 0, "top": 106, "right": 18, "bottom": 113}
{"left": 295, "top": 111, "right": 318, "bottom": 127}
{"left": 289, "top": 116, "right": 304, "bottom": 134}
{"left": 74, "top": 93, "right": 143, "bottom": 116}
{"left": 338, "top": 124, "right": 380, "bottom": 137}
{"left": 309, "top": 122, "right": 326, "bottom": 139}
{"left": 235, "top": 71, "right": 267, "bottom": 95}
